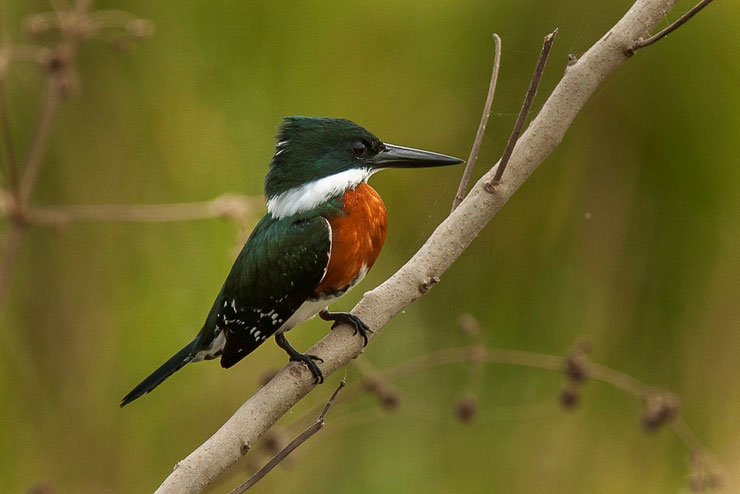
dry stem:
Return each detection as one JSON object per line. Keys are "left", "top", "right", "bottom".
{"left": 21, "top": 195, "right": 261, "bottom": 226}
{"left": 489, "top": 29, "right": 556, "bottom": 187}
{"left": 451, "top": 33, "right": 501, "bottom": 212}
{"left": 0, "top": 0, "right": 154, "bottom": 316}
{"left": 627, "top": 0, "right": 716, "bottom": 54}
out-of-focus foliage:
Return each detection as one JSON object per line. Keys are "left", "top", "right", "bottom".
{"left": 1, "top": 0, "right": 738, "bottom": 492}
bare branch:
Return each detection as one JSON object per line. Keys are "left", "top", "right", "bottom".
{"left": 0, "top": 224, "right": 24, "bottom": 314}
{"left": 0, "top": 0, "right": 154, "bottom": 317}
{"left": 16, "top": 80, "right": 62, "bottom": 206}
{"left": 276, "top": 337, "right": 718, "bottom": 486}
{"left": 488, "top": 29, "right": 556, "bottom": 187}
{"left": 154, "top": 1, "right": 717, "bottom": 492}
{"left": 627, "top": 0, "right": 716, "bottom": 54}
{"left": 351, "top": 343, "right": 715, "bottom": 460}
{"left": 0, "top": 0, "right": 90, "bottom": 317}
{"left": 451, "top": 33, "right": 501, "bottom": 212}
{"left": 0, "top": 80, "right": 18, "bottom": 188}
{"left": 0, "top": 0, "right": 20, "bottom": 189}
{"left": 228, "top": 381, "right": 345, "bottom": 494}
{"left": 20, "top": 194, "right": 262, "bottom": 226}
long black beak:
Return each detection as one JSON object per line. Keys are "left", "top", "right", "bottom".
{"left": 368, "top": 143, "right": 463, "bottom": 169}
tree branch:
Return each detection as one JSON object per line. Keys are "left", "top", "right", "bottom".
{"left": 627, "top": 0, "right": 716, "bottom": 54}
{"left": 154, "top": 1, "right": 715, "bottom": 492}
{"left": 0, "top": 79, "right": 18, "bottom": 188}
{"left": 0, "top": 223, "right": 24, "bottom": 312}
{"left": 242, "top": 336, "right": 721, "bottom": 491}
{"left": 16, "top": 79, "right": 63, "bottom": 206}
{"left": 16, "top": 195, "right": 262, "bottom": 226}
{"left": 0, "top": 0, "right": 20, "bottom": 189}
{"left": 229, "top": 381, "right": 345, "bottom": 494}
{"left": 451, "top": 33, "right": 501, "bottom": 212}
{"left": 0, "top": 0, "right": 153, "bottom": 317}
{"left": 489, "top": 29, "right": 556, "bottom": 187}
{"left": 0, "top": 0, "right": 90, "bottom": 317}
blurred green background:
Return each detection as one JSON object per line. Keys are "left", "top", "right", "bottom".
{"left": 1, "top": 0, "right": 738, "bottom": 492}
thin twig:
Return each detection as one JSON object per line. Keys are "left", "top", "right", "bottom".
{"left": 0, "top": 0, "right": 71, "bottom": 317}
{"left": 0, "top": 0, "right": 19, "bottom": 189}
{"left": 18, "top": 0, "right": 94, "bottom": 205}
{"left": 17, "top": 80, "right": 62, "bottom": 205}
{"left": 331, "top": 345, "right": 709, "bottom": 463}
{"left": 451, "top": 33, "right": 502, "bottom": 212}
{"left": 628, "top": 0, "right": 716, "bottom": 54}
{"left": 19, "top": 195, "right": 262, "bottom": 226}
{"left": 488, "top": 29, "right": 557, "bottom": 187}
{"left": 229, "top": 381, "right": 346, "bottom": 494}
{"left": 0, "top": 80, "right": 17, "bottom": 188}
{"left": 0, "top": 224, "right": 24, "bottom": 314}
{"left": 281, "top": 338, "right": 717, "bottom": 492}
{"left": 0, "top": 0, "right": 159, "bottom": 318}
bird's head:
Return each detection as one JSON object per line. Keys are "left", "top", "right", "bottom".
{"left": 265, "top": 116, "right": 462, "bottom": 218}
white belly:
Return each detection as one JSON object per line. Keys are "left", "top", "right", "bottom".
{"left": 277, "top": 297, "right": 337, "bottom": 334}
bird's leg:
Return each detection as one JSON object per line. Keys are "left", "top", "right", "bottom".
{"left": 319, "top": 309, "right": 373, "bottom": 347}
{"left": 274, "top": 332, "right": 324, "bottom": 384}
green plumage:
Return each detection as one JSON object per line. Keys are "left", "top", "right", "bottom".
{"left": 120, "top": 207, "right": 335, "bottom": 406}
{"left": 265, "top": 117, "right": 383, "bottom": 199}
{"left": 215, "top": 207, "right": 335, "bottom": 366}
{"left": 121, "top": 116, "right": 462, "bottom": 406}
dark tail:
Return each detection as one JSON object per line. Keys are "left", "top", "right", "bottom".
{"left": 120, "top": 339, "right": 198, "bottom": 407}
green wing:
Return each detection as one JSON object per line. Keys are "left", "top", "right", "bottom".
{"left": 207, "top": 212, "right": 332, "bottom": 368}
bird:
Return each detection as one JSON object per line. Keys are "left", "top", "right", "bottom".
{"left": 120, "top": 116, "right": 462, "bottom": 406}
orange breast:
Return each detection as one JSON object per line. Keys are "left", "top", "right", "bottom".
{"left": 315, "top": 183, "right": 388, "bottom": 297}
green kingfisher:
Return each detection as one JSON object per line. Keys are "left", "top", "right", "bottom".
{"left": 121, "top": 116, "right": 462, "bottom": 406}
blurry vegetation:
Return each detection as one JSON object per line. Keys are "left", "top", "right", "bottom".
{"left": 1, "top": 0, "right": 738, "bottom": 493}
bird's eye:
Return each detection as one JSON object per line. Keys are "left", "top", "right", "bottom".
{"left": 352, "top": 140, "right": 368, "bottom": 158}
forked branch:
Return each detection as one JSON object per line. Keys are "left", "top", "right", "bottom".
{"left": 229, "top": 381, "right": 345, "bottom": 493}
{"left": 154, "top": 1, "right": 718, "bottom": 492}
{"left": 627, "top": 0, "right": 716, "bottom": 54}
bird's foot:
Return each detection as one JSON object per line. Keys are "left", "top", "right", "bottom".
{"left": 289, "top": 352, "right": 325, "bottom": 384}
{"left": 275, "top": 332, "right": 324, "bottom": 384}
{"left": 319, "top": 309, "right": 373, "bottom": 347}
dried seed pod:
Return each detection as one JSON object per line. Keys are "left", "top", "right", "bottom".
{"left": 455, "top": 395, "right": 478, "bottom": 422}
{"left": 564, "top": 353, "right": 589, "bottom": 383}
{"left": 559, "top": 384, "right": 581, "bottom": 410}
{"left": 688, "top": 452, "right": 724, "bottom": 492}
{"left": 641, "top": 391, "right": 679, "bottom": 431}
{"left": 360, "top": 375, "right": 382, "bottom": 393}
{"left": 378, "top": 387, "right": 401, "bottom": 410}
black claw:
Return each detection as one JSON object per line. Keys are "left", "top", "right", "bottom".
{"left": 287, "top": 352, "right": 324, "bottom": 383}
{"left": 275, "top": 333, "right": 324, "bottom": 384}
{"left": 291, "top": 354, "right": 324, "bottom": 384}
{"left": 320, "top": 310, "right": 373, "bottom": 347}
